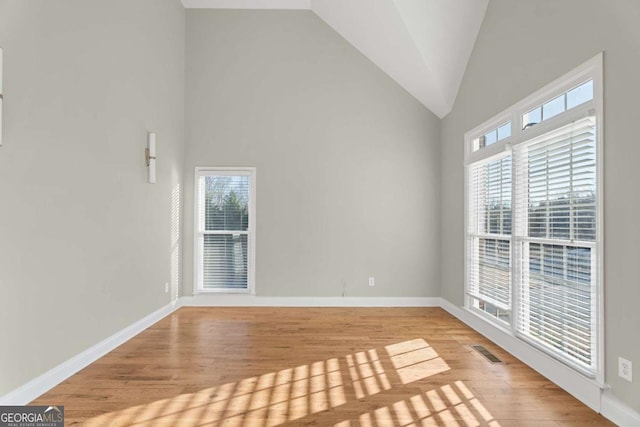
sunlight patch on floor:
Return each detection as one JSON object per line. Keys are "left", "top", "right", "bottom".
{"left": 386, "top": 338, "right": 450, "bottom": 384}
{"left": 346, "top": 348, "right": 392, "bottom": 399}
{"left": 80, "top": 339, "right": 472, "bottom": 426}
{"left": 83, "top": 356, "right": 346, "bottom": 427}
{"left": 342, "top": 380, "right": 499, "bottom": 427}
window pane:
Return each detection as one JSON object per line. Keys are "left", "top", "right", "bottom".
{"left": 484, "top": 158, "right": 512, "bottom": 235}
{"left": 497, "top": 122, "right": 511, "bottom": 140}
{"left": 523, "top": 107, "right": 541, "bottom": 129}
{"left": 468, "top": 155, "right": 512, "bottom": 325}
{"left": 529, "top": 243, "right": 541, "bottom": 273}
{"left": 477, "top": 238, "right": 511, "bottom": 310}
{"left": 525, "top": 243, "right": 593, "bottom": 366}
{"left": 542, "top": 95, "right": 565, "bottom": 121}
{"left": 527, "top": 119, "right": 596, "bottom": 241}
{"left": 574, "top": 193, "right": 596, "bottom": 241}
{"left": 567, "top": 247, "right": 592, "bottom": 284}
{"left": 567, "top": 80, "right": 593, "bottom": 109}
{"left": 473, "top": 298, "right": 511, "bottom": 324}
{"left": 203, "top": 234, "right": 248, "bottom": 289}
{"left": 484, "top": 129, "right": 498, "bottom": 146}
{"left": 204, "top": 176, "right": 249, "bottom": 231}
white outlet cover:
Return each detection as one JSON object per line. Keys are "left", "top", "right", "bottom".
{"left": 368, "top": 277, "right": 375, "bottom": 286}
{"left": 618, "top": 357, "right": 633, "bottom": 382}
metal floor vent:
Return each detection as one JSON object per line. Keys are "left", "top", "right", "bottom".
{"left": 470, "top": 344, "right": 503, "bottom": 363}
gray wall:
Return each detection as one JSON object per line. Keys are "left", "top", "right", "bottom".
{"left": 0, "top": 0, "right": 185, "bottom": 396}
{"left": 184, "top": 10, "right": 441, "bottom": 298}
{"left": 440, "top": 0, "right": 640, "bottom": 413}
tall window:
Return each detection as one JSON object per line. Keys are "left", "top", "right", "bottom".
{"left": 465, "top": 55, "right": 602, "bottom": 378}
{"left": 468, "top": 156, "right": 512, "bottom": 323}
{"left": 195, "top": 168, "right": 256, "bottom": 294}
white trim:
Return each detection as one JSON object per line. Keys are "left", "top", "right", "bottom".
{"left": 601, "top": 390, "right": 640, "bottom": 427}
{"left": 592, "top": 53, "right": 605, "bottom": 386}
{"left": 0, "top": 300, "right": 181, "bottom": 406}
{"left": 439, "top": 298, "right": 603, "bottom": 411}
{"left": 181, "top": 295, "right": 442, "bottom": 307}
{"left": 181, "top": 0, "right": 311, "bottom": 9}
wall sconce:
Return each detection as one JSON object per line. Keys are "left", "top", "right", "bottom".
{"left": 145, "top": 132, "right": 156, "bottom": 184}
{"left": 0, "top": 47, "right": 4, "bottom": 147}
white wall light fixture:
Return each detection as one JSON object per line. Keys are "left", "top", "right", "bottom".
{"left": 145, "top": 132, "right": 157, "bottom": 183}
{"left": 0, "top": 47, "right": 4, "bottom": 146}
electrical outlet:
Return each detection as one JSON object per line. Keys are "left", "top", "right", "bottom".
{"left": 619, "top": 357, "right": 633, "bottom": 382}
{"left": 369, "top": 277, "right": 375, "bottom": 287}
{"left": 164, "top": 282, "right": 169, "bottom": 293}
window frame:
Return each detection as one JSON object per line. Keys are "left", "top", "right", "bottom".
{"left": 464, "top": 53, "right": 604, "bottom": 383}
{"left": 193, "top": 166, "right": 257, "bottom": 295}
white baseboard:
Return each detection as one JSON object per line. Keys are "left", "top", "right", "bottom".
{"left": 181, "top": 295, "right": 442, "bottom": 307}
{"left": 0, "top": 300, "right": 181, "bottom": 406}
{"left": 439, "top": 298, "right": 603, "bottom": 412}
{"left": 601, "top": 390, "right": 640, "bottom": 427}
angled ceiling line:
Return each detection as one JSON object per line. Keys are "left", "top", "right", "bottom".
{"left": 181, "top": 0, "right": 489, "bottom": 118}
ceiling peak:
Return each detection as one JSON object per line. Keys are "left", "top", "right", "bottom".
{"left": 182, "top": 0, "right": 489, "bottom": 117}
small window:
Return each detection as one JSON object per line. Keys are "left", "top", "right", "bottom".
{"left": 521, "top": 79, "right": 593, "bottom": 130}
{"left": 497, "top": 123, "right": 511, "bottom": 140}
{"left": 523, "top": 107, "right": 541, "bottom": 130}
{"left": 542, "top": 94, "right": 565, "bottom": 121}
{"left": 484, "top": 130, "right": 498, "bottom": 146}
{"left": 195, "top": 168, "right": 256, "bottom": 293}
{"left": 567, "top": 80, "right": 593, "bottom": 109}
{"left": 473, "top": 122, "right": 512, "bottom": 151}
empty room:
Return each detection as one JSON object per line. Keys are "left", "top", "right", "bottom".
{"left": 0, "top": 0, "right": 639, "bottom": 426}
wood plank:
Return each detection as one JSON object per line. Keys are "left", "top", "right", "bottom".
{"left": 31, "top": 307, "right": 614, "bottom": 426}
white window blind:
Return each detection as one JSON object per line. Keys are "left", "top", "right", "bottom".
{"left": 195, "top": 169, "right": 255, "bottom": 293}
{"left": 514, "top": 116, "right": 597, "bottom": 371}
{"left": 467, "top": 155, "right": 512, "bottom": 323}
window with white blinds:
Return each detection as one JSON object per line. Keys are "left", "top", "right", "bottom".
{"left": 195, "top": 168, "right": 256, "bottom": 294}
{"left": 467, "top": 155, "right": 512, "bottom": 324}
{"left": 464, "top": 54, "right": 602, "bottom": 378}
{"left": 514, "top": 116, "right": 597, "bottom": 372}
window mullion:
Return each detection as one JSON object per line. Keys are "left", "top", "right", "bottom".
{"left": 512, "top": 144, "right": 528, "bottom": 334}
{"left": 512, "top": 102, "right": 526, "bottom": 333}
{"left": 510, "top": 148, "right": 518, "bottom": 331}
{"left": 569, "top": 125, "right": 575, "bottom": 242}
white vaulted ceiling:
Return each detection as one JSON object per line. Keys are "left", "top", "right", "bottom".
{"left": 181, "top": 0, "right": 489, "bottom": 118}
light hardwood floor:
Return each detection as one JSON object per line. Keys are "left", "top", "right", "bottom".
{"left": 32, "top": 307, "right": 614, "bottom": 426}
